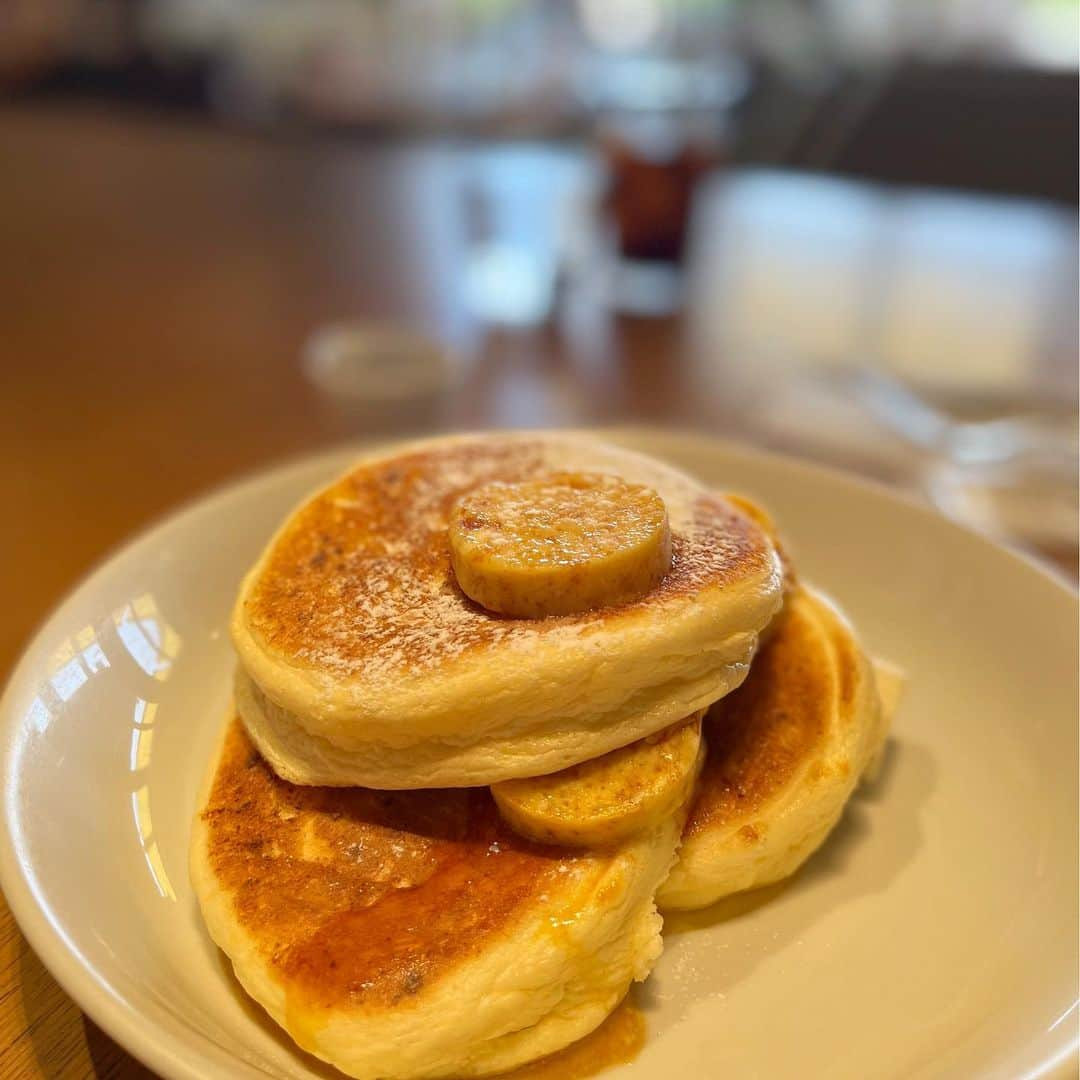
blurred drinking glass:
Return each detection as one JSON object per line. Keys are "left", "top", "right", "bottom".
{"left": 576, "top": 0, "right": 746, "bottom": 315}
{"left": 594, "top": 63, "right": 742, "bottom": 315}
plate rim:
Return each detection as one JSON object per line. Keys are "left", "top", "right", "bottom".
{"left": 1, "top": 428, "right": 1076, "bottom": 1079}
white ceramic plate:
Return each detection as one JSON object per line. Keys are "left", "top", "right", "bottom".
{"left": 2, "top": 431, "right": 1076, "bottom": 1080}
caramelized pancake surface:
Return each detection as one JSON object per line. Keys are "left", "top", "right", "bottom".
{"left": 193, "top": 717, "right": 681, "bottom": 1077}
{"left": 202, "top": 720, "right": 569, "bottom": 1012}
{"left": 244, "top": 438, "right": 771, "bottom": 683}
{"left": 685, "top": 601, "right": 830, "bottom": 838}
{"left": 658, "top": 587, "right": 887, "bottom": 911}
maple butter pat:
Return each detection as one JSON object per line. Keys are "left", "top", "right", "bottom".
{"left": 492, "top": 713, "right": 705, "bottom": 847}
{"left": 449, "top": 473, "right": 672, "bottom": 618}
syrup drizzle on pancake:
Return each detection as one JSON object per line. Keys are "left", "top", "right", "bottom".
{"left": 203, "top": 720, "right": 586, "bottom": 1015}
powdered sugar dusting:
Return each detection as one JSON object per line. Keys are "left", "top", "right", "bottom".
{"left": 244, "top": 436, "right": 771, "bottom": 683}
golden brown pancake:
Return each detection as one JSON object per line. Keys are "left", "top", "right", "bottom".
{"left": 231, "top": 434, "right": 782, "bottom": 788}
{"left": 657, "top": 586, "right": 888, "bottom": 910}
{"left": 190, "top": 719, "right": 682, "bottom": 1078}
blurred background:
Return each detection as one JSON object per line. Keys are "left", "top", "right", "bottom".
{"left": 0, "top": 3, "right": 1077, "bottom": 1072}
{"left": 2, "top": 0, "right": 1078, "bottom": 671}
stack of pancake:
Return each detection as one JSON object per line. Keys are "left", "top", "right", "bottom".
{"left": 190, "top": 433, "right": 901, "bottom": 1079}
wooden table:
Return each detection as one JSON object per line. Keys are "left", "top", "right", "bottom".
{"left": 0, "top": 101, "right": 1073, "bottom": 1077}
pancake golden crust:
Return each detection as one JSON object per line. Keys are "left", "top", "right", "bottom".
{"left": 231, "top": 433, "right": 784, "bottom": 788}
{"left": 657, "top": 586, "right": 887, "bottom": 911}
{"left": 193, "top": 718, "right": 681, "bottom": 1078}
{"left": 202, "top": 721, "right": 563, "bottom": 1012}
{"left": 244, "top": 441, "right": 771, "bottom": 681}
{"left": 685, "top": 605, "right": 830, "bottom": 838}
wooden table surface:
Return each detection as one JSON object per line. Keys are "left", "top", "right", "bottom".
{"left": 0, "top": 101, "right": 1074, "bottom": 1078}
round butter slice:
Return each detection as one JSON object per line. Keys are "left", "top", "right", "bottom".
{"left": 449, "top": 473, "right": 672, "bottom": 618}
{"left": 492, "top": 713, "right": 705, "bottom": 847}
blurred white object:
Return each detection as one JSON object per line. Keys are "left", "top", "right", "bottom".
{"left": 877, "top": 192, "right": 1077, "bottom": 397}
{"left": 928, "top": 453, "right": 1079, "bottom": 552}
{"left": 304, "top": 324, "right": 455, "bottom": 402}
{"left": 464, "top": 244, "right": 555, "bottom": 327}
{"left": 848, "top": 368, "right": 1079, "bottom": 551}
{"left": 303, "top": 323, "right": 459, "bottom": 435}
{"left": 460, "top": 149, "right": 590, "bottom": 327}
{"left": 578, "top": 0, "right": 662, "bottom": 52}
{"left": 688, "top": 171, "right": 882, "bottom": 370}
{"left": 818, "top": 0, "right": 1079, "bottom": 67}
{"left": 689, "top": 169, "right": 1078, "bottom": 402}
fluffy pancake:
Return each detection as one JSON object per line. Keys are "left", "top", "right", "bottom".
{"left": 657, "top": 586, "right": 888, "bottom": 911}
{"left": 232, "top": 433, "right": 782, "bottom": 789}
{"left": 190, "top": 718, "right": 682, "bottom": 1079}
